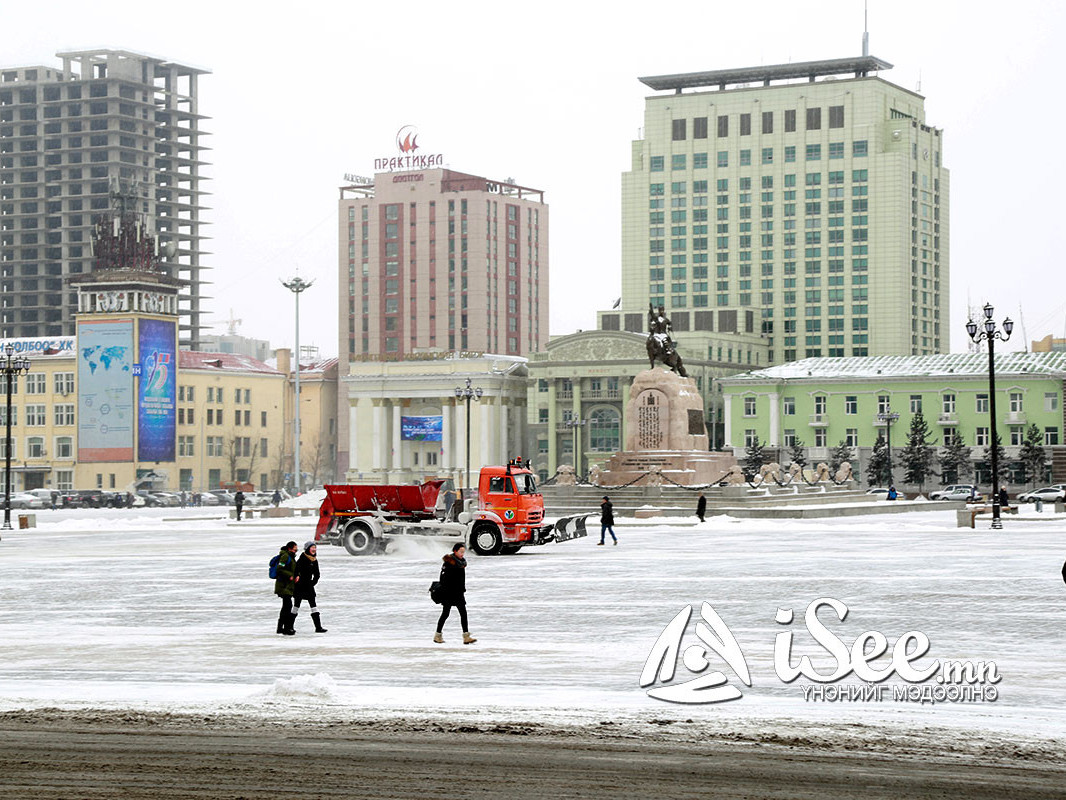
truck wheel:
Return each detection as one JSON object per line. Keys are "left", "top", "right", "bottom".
{"left": 343, "top": 523, "right": 376, "bottom": 556}
{"left": 471, "top": 525, "right": 502, "bottom": 556}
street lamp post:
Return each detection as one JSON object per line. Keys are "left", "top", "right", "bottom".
{"left": 564, "top": 418, "right": 586, "bottom": 478}
{"left": 281, "top": 276, "right": 313, "bottom": 494}
{"left": 454, "top": 378, "right": 483, "bottom": 492}
{"left": 1, "top": 345, "right": 31, "bottom": 533}
{"left": 967, "top": 303, "right": 1013, "bottom": 530}
{"left": 877, "top": 408, "right": 900, "bottom": 487}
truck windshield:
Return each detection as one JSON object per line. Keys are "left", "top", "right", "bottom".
{"left": 513, "top": 473, "right": 537, "bottom": 494}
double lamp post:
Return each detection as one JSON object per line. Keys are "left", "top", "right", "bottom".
{"left": 966, "top": 303, "right": 1013, "bottom": 530}
{"left": 2, "top": 345, "right": 31, "bottom": 533}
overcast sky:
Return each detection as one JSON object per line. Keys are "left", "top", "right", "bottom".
{"left": 5, "top": 0, "right": 1064, "bottom": 356}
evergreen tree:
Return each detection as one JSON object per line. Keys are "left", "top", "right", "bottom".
{"left": 867, "top": 434, "right": 891, "bottom": 487}
{"left": 788, "top": 438, "right": 808, "bottom": 469}
{"left": 938, "top": 433, "right": 973, "bottom": 485}
{"left": 1018, "top": 424, "right": 1048, "bottom": 487}
{"left": 744, "top": 434, "right": 765, "bottom": 479}
{"left": 900, "top": 411, "right": 936, "bottom": 491}
{"left": 829, "top": 440, "right": 855, "bottom": 474}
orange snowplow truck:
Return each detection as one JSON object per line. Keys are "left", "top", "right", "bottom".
{"left": 315, "top": 461, "right": 589, "bottom": 556}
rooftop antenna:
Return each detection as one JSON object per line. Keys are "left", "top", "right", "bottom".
{"left": 1018, "top": 304, "right": 1028, "bottom": 352}
{"left": 916, "top": 69, "right": 922, "bottom": 93}
{"left": 862, "top": 0, "right": 869, "bottom": 56}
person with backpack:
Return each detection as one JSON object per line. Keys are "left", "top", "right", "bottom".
{"left": 235, "top": 490, "right": 246, "bottom": 521}
{"left": 433, "top": 542, "right": 475, "bottom": 645}
{"left": 598, "top": 495, "right": 617, "bottom": 545}
{"left": 273, "top": 540, "right": 299, "bottom": 635}
{"left": 292, "top": 541, "right": 327, "bottom": 633}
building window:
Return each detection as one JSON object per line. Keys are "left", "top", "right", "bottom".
{"left": 908, "top": 395, "right": 922, "bottom": 414}
{"left": 853, "top": 140, "right": 868, "bottom": 157}
{"left": 762, "top": 111, "right": 773, "bottom": 134}
{"left": 744, "top": 429, "right": 757, "bottom": 447}
{"left": 717, "top": 115, "right": 728, "bottom": 137}
{"left": 976, "top": 393, "right": 988, "bottom": 414}
{"left": 814, "top": 428, "right": 826, "bottom": 447}
{"left": 1045, "top": 428, "right": 1060, "bottom": 446}
{"left": 25, "top": 373, "right": 46, "bottom": 394}
{"left": 179, "top": 436, "right": 195, "bottom": 457}
{"left": 55, "top": 469, "right": 73, "bottom": 490}
{"left": 1009, "top": 426, "right": 1023, "bottom": 446}
{"left": 844, "top": 396, "right": 857, "bottom": 415}
{"left": 877, "top": 395, "right": 890, "bottom": 414}
{"left": 845, "top": 428, "right": 858, "bottom": 447}
{"left": 538, "top": 408, "right": 548, "bottom": 423}
{"left": 55, "top": 436, "right": 72, "bottom": 459}
{"left": 813, "top": 395, "right": 826, "bottom": 415}
{"left": 650, "top": 156, "right": 664, "bottom": 172}
{"left": 1009, "top": 392, "right": 1023, "bottom": 413}
{"left": 783, "top": 396, "right": 795, "bottom": 415}
{"left": 54, "top": 403, "right": 74, "bottom": 426}
{"left": 589, "top": 408, "right": 620, "bottom": 452}
{"left": 693, "top": 117, "right": 708, "bottom": 139}
{"left": 975, "top": 427, "right": 989, "bottom": 447}
{"left": 943, "top": 428, "right": 957, "bottom": 447}
{"left": 784, "top": 109, "right": 796, "bottom": 132}
{"left": 1045, "top": 392, "right": 1059, "bottom": 412}
{"left": 672, "top": 119, "right": 686, "bottom": 141}
{"left": 25, "top": 404, "right": 45, "bottom": 426}
{"left": 260, "top": 438, "right": 268, "bottom": 457}
{"left": 783, "top": 429, "right": 796, "bottom": 447}
{"left": 744, "top": 396, "right": 757, "bottom": 416}
{"left": 26, "top": 436, "right": 44, "bottom": 458}
{"left": 942, "top": 394, "right": 955, "bottom": 414}
{"left": 54, "top": 372, "right": 74, "bottom": 395}
{"left": 806, "top": 108, "right": 821, "bottom": 130}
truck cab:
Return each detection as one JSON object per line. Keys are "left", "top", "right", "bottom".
{"left": 467, "top": 461, "right": 546, "bottom": 555}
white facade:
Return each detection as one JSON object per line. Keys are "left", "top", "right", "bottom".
{"left": 343, "top": 354, "right": 528, "bottom": 487}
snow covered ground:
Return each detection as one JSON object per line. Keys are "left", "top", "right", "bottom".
{"left": 3, "top": 506, "right": 1065, "bottom": 755}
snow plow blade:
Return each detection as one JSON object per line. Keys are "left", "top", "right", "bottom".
{"left": 549, "top": 514, "right": 589, "bottom": 543}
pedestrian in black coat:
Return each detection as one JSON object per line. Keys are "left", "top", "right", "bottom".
{"left": 999, "top": 487, "right": 1010, "bottom": 510}
{"left": 434, "top": 543, "right": 476, "bottom": 644}
{"left": 293, "top": 541, "right": 327, "bottom": 633}
{"left": 696, "top": 492, "right": 707, "bottom": 522}
{"left": 234, "top": 490, "right": 245, "bottom": 520}
{"left": 599, "top": 495, "right": 617, "bottom": 545}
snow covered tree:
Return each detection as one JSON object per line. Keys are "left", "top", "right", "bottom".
{"left": 867, "top": 434, "right": 891, "bottom": 487}
{"left": 744, "top": 434, "right": 765, "bottom": 479}
{"left": 829, "top": 441, "right": 854, "bottom": 474}
{"left": 981, "top": 432, "right": 1009, "bottom": 487}
{"left": 938, "top": 433, "right": 973, "bottom": 485}
{"left": 900, "top": 411, "right": 936, "bottom": 491}
{"left": 1018, "top": 424, "right": 1048, "bottom": 487}
{"left": 788, "top": 439, "right": 808, "bottom": 469}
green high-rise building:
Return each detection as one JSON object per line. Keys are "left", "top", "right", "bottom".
{"left": 619, "top": 55, "right": 948, "bottom": 365}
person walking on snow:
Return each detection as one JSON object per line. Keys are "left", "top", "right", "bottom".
{"left": 293, "top": 541, "right": 327, "bottom": 633}
{"left": 434, "top": 543, "right": 476, "bottom": 644}
{"left": 274, "top": 541, "right": 299, "bottom": 635}
{"left": 234, "top": 490, "right": 245, "bottom": 520}
{"left": 272, "top": 489, "right": 282, "bottom": 508}
{"left": 599, "top": 495, "right": 617, "bottom": 545}
{"left": 696, "top": 492, "right": 707, "bottom": 522}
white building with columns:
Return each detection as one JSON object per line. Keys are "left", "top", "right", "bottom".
{"left": 342, "top": 353, "right": 528, "bottom": 487}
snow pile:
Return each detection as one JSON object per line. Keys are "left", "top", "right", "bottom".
{"left": 282, "top": 489, "right": 326, "bottom": 510}
{"left": 254, "top": 673, "right": 339, "bottom": 702}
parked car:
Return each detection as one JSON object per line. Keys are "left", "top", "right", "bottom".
{"left": 247, "top": 492, "right": 274, "bottom": 507}
{"left": 5, "top": 492, "right": 45, "bottom": 509}
{"left": 196, "top": 492, "right": 221, "bottom": 506}
{"left": 136, "top": 491, "right": 165, "bottom": 507}
{"left": 1017, "top": 487, "right": 1066, "bottom": 503}
{"left": 936, "top": 486, "right": 983, "bottom": 502}
{"left": 865, "top": 487, "right": 890, "bottom": 498}
{"left": 208, "top": 490, "right": 236, "bottom": 506}
{"left": 929, "top": 484, "right": 979, "bottom": 501}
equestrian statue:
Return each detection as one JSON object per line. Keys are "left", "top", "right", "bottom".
{"left": 646, "top": 303, "right": 688, "bottom": 377}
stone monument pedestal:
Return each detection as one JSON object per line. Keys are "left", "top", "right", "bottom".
{"left": 597, "top": 368, "right": 737, "bottom": 487}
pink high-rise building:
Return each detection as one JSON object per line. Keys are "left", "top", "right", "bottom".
{"left": 338, "top": 169, "right": 548, "bottom": 363}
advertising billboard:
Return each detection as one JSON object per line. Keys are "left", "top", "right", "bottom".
{"left": 137, "top": 318, "right": 177, "bottom": 462}
{"left": 77, "top": 319, "right": 135, "bottom": 462}
{"left": 401, "top": 415, "right": 443, "bottom": 441}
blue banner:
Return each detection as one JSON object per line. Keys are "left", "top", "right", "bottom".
{"left": 401, "top": 415, "right": 443, "bottom": 441}
{"left": 77, "top": 320, "right": 135, "bottom": 462}
{"left": 137, "top": 318, "right": 176, "bottom": 462}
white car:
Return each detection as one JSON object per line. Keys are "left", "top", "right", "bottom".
{"left": 936, "top": 486, "right": 983, "bottom": 502}
{"left": 929, "top": 484, "right": 978, "bottom": 501}
{"left": 5, "top": 492, "right": 46, "bottom": 509}
{"left": 865, "top": 488, "right": 890, "bottom": 498}
{"left": 1017, "top": 487, "right": 1066, "bottom": 503}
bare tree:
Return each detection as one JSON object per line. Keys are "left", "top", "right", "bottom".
{"left": 224, "top": 431, "right": 261, "bottom": 486}
{"left": 301, "top": 433, "right": 331, "bottom": 488}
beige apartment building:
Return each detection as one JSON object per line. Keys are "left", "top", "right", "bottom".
{"left": 620, "top": 54, "right": 948, "bottom": 364}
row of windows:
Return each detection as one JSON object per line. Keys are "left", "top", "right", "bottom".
{"left": 750, "top": 426, "right": 1061, "bottom": 449}
{"left": 0, "top": 404, "right": 74, "bottom": 426}
{"left": 176, "top": 408, "right": 268, "bottom": 427}
{"left": 0, "top": 372, "right": 74, "bottom": 394}
{"left": 745, "top": 390, "right": 1060, "bottom": 418}
{"left": 176, "top": 386, "right": 253, "bottom": 404}
{"left": 651, "top": 142, "right": 868, "bottom": 171}
{"left": 0, "top": 436, "right": 73, "bottom": 459}
{"left": 671, "top": 107, "right": 846, "bottom": 141}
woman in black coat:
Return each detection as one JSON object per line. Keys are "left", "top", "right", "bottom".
{"left": 434, "top": 543, "right": 476, "bottom": 645}
{"left": 293, "top": 541, "right": 327, "bottom": 633}
{"left": 599, "top": 495, "right": 617, "bottom": 545}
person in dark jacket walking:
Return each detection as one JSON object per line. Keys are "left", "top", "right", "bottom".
{"left": 599, "top": 495, "right": 617, "bottom": 545}
{"left": 293, "top": 541, "right": 327, "bottom": 633}
{"left": 272, "top": 489, "right": 282, "bottom": 508}
{"left": 998, "top": 487, "right": 1010, "bottom": 510}
{"left": 434, "top": 543, "right": 476, "bottom": 644}
{"left": 234, "top": 490, "right": 245, "bottom": 520}
{"left": 696, "top": 492, "right": 707, "bottom": 522}
{"left": 274, "top": 541, "right": 299, "bottom": 635}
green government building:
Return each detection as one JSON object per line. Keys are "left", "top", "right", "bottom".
{"left": 720, "top": 353, "right": 1066, "bottom": 486}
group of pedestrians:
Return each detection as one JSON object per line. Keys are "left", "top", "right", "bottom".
{"left": 273, "top": 540, "right": 328, "bottom": 635}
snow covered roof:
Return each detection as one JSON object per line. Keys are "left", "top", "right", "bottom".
{"left": 179, "top": 350, "right": 282, "bottom": 375}
{"left": 721, "top": 352, "right": 1066, "bottom": 383}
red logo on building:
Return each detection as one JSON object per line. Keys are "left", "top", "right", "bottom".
{"left": 396, "top": 125, "right": 419, "bottom": 154}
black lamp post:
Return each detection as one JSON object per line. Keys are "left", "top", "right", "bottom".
{"left": 966, "top": 303, "right": 1013, "bottom": 530}
{"left": 281, "top": 276, "right": 313, "bottom": 494}
{"left": 454, "top": 378, "right": 483, "bottom": 492}
{"left": 877, "top": 407, "right": 900, "bottom": 487}
{"left": 2, "top": 345, "right": 31, "bottom": 533}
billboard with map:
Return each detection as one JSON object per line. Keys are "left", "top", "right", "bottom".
{"left": 137, "top": 318, "right": 177, "bottom": 462}
{"left": 77, "top": 319, "right": 135, "bottom": 462}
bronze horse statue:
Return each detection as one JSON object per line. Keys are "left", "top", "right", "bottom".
{"left": 646, "top": 304, "right": 688, "bottom": 377}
